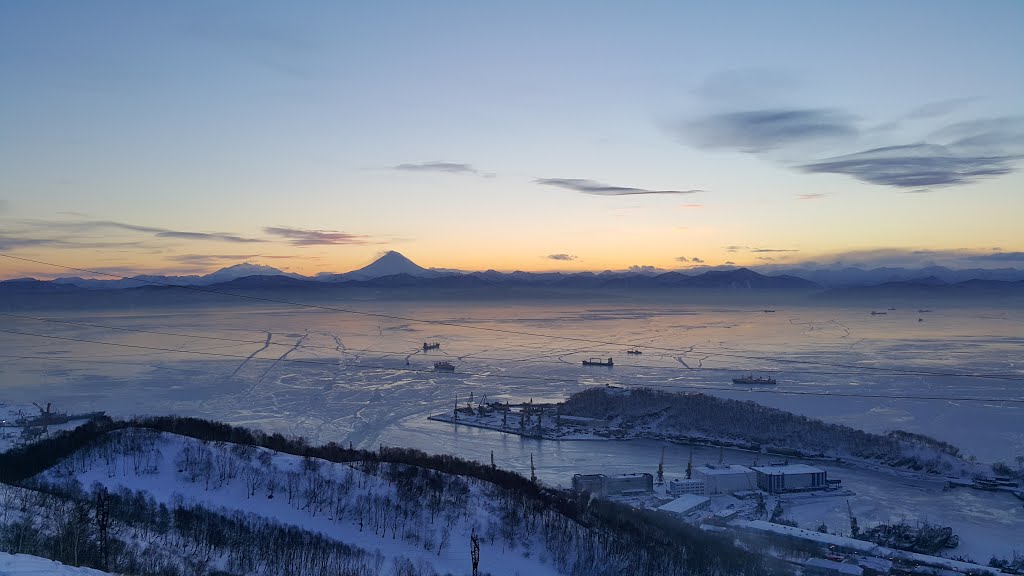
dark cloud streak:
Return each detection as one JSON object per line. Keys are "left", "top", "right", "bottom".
{"left": 683, "top": 109, "right": 857, "bottom": 153}
{"left": 263, "top": 226, "right": 371, "bottom": 246}
{"left": 546, "top": 253, "right": 577, "bottom": 261}
{"left": 393, "top": 162, "right": 481, "bottom": 175}
{"left": 536, "top": 178, "right": 701, "bottom": 196}
{"left": 801, "top": 143, "right": 1020, "bottom": 188}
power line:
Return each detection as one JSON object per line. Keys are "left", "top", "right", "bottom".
{"left": 2, "top": 326, "right": 1023, "bottom": 404}
{"left": 2, "top": 253, "right": 1020, "bottom": 382}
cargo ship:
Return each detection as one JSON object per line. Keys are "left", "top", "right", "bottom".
{"left": 732, "top": 375, "right": 776, "bottom": 385}
{"left": 582, "top": 357, "right": 614, "bottom": 367}
{"left": 626, "top": 349, "right": 642, "bottom": 355}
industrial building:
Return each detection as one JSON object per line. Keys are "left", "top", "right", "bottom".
{"left": 693, "top": 464, "right": 757, "bottom": 494}
{"left": 572, "top": 472, "right": 653, "bottom": 496}
{"left": 572, "top": 474, "right": 608, "bottom": 496}
{"left": 668, "top": 479, "right": 705, "bottom": 496}
{"left": 606, "top": 472, "right": 654, "bottom": 494}
{"left": 752, "top": 464, "right": 828, "bottom": 493}
{"left": 804, "top": 558, "right": 864, "bottom": 576}
{"left": 657, "top": 494, "right": 711, "bottom": 517}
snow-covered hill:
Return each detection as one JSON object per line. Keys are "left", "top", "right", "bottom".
{"left": 33, "top": 429, "right": 565, "bottom": 576}
{"left": 0, "top": 552, "right": 112, "bottom": 575}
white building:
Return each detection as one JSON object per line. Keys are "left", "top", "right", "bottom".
{"left": 668, "top": 479, "right": 705, "bottom": 496}
{"left": 693, "top": 464, "right": 757, "bottom": 494}
{"left": 657, "top": 494, "right": 711, "bottom": 517}
{"left": 752, "top": 464, "right": 827, "bottom": 493}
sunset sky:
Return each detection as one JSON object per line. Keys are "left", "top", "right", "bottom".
{"left": 2, "top": 1, "right": 1023, "bottom": 278}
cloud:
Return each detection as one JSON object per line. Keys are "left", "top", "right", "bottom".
{"left": 167, "top": 254, "right": 263, "bottom": 267}
{"left": 802, "top": 116, "right": 1024, "bottom": 189}
{"left": 264, "top": 227, "right": 371, "bottom": 246}
{"left": 964, "top": 251, "right": 1024, "bottom": 264}
{"left": 628, "top": 265, "right": 665, "bottom": 274}
{"left": 800, "top": 248, "right": 1024, "bottom": 269}
{"left": 675, "top": 256, "right": 689, "bottom": 262}
{"left": 798, "top": 193, "right": 825, "bottom": 200}
{"left": 393, "top": 162, "right": 482, "bottom": 175}
{"left": 751, "top": 248, "right": 798, "bottom": 253}
{"left": 546, "top": 253, "right": 577, "bottom": 261}
{"left": 691, "top": 257, "right": 704, "bottom": 263}
{"left": 0, "top": 233, "right": 149, "bottom": 251}
{"left": 17, "top": 219, "right": 264, "bottom": 243}
{"left": 724, "top": 261, "right": 736, "bottom": 265}
{"left": 683, "top": 109, "right": 858, "bottom": 153}
{"left": 724, "top": 245, "right": 747, "bottom": 253}
{"left": 801, "top": 143, "right": 1021, "bottom": 188}
{"left": 680, "top": 203, "right": 703, "bottom": 209}
{"left": 907, "top": 97, "right": 976, "bottom": 120}
{"left": 536, "top": 178, "right": 701, "bottom": 196}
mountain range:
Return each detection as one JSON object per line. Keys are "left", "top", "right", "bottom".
{"left": 2, "top": 251, "right": 1023, "bottom": 305}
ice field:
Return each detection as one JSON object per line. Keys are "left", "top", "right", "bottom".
{"left": 1, "top": 302, "right": 1022, "bottom": 560}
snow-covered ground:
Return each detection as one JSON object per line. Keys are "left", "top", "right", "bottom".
{"left": 2, "top": 303, "right": 1022, "bottom": 561}
{"left": 0, "top": 552, "right": 112, "bottom": 575}
{"left": 34, "top": 428, "right": 565, "bottom": 576}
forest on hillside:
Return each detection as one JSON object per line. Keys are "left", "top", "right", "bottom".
{"left": 0, "top": 416, "right": 781, "bottom": 576}
{"left": 560, "top": 388, "right": 968, "bottom": 473}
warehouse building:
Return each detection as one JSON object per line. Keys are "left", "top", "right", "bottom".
{"left": 752, "top": 464, "right": 828, "bottom": 493}
{"left": 657, "top": 494, "right": 711, "bottom": 518}
{"left": 606, "top": 472, "right": 654, "bottom": 494}
{"left": 572, "top": 472, "right": 653, "bottom": 496}
{"left": 693, "top": 464, "right": 757, "bottom": 494}
{"left": 572, "top": 474, "right": 608, "bottom": 496}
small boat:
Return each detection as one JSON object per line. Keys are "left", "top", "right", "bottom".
{"left": 626, "top": 349, "right": 642, "bottom": 355}
{"left": 732, "top": 375, "right": 777, "bottom": 385}
{"left": 887, "top": 307, "right": 896, "bottom": 311}
{"left": 918, "top": 309, "right": 933, "bottom": 313}
{"left": 433, "top": 361, "right": 455, "bottom": 372}
{"left": 582, "top": 357, "right": 614, "bottom": 367}
{"left": 763, "top": 309, "right": 776, "bottom": 313}
{"left": 870, "top": 311, "right": 887, "bottom": 315}
{"left": 423, "top": 342, "right": 440, "bottom": 351}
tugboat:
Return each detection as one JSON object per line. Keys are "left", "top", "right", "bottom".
{"left": 626, "top": 349, "right": 642, "bottom": 355}
{"left": 433, "top": 361, "right": 455, "bottom": 372}
{"left": 423, "top": 342, "right": 441, "bottom": 351}
{"left": 732, "top": 375, "right": 777, "bottom": 385}
{"left": 582, "top": 357, "right": 614, "bottom": 367}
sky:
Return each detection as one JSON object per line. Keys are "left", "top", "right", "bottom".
{"left": 2, "top": 1, "right": 1023, "bottom": 278}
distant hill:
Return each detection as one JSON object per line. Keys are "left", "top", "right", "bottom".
{"left": 5, "top": 253, "right": 1024, "bottom": 308}
{"left": 50, "top": 262, "right": 305, "bottom": 290}
{"left": 597, "top": 268, "right": 819, "bottom": 291}
{"left": 817, "top": 277, "right": 1024, "bottom": 302}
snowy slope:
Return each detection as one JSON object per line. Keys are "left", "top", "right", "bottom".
{"left": 0, "top": 552, "right": 113, "bottom": 575}
{"left": 36, "top": 429, "right": 566, "bottom": 576}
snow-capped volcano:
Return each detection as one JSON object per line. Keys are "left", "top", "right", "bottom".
{"left": 336, "top": 251, "right": 437, "bottom": 280}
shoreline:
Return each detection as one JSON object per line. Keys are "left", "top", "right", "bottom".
{"left": 425, "top": 413, "right": 999, "bottom": 490}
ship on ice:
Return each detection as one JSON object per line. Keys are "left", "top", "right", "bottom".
{"left": 732, "top": 375, "right": 777, "bottom": 385}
